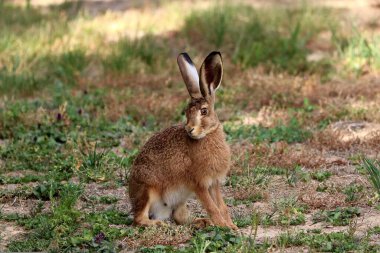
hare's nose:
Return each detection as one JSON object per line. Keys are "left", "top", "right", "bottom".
{"left": 188, "top": 128, "right": 195, "bottom": 134}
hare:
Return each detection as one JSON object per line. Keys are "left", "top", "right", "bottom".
{"left": 128, "top": 51, "right": 237, "bottom": 230}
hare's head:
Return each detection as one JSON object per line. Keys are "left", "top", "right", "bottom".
{"left": 177, "top": 51, "right": 223, "bottom": 140}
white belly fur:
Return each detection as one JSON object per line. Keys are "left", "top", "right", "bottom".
{"left": 149, "top": 186, "right": 193, "bottom": 220}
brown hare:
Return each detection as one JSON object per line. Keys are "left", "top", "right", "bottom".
{"left": 128, "top": 51, "right": 237, "bottom": 230}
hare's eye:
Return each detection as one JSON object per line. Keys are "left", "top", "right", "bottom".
{"left": 200, "top": 108, "right": 208, "bottom": 116}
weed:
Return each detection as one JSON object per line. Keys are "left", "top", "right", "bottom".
{"left": 77, "top": 143, "right": 116, "bottom": 183}
{"left": 343, "top": 183, "right": 364, "bottom": 203}
{"left": 234, "top": 212, "right": 261, "bottom": 228}
{"left": 316, "top": 183, "right": 328, "bottom": 192}
{"left": 286, "top": 166, "right": 310, "bottom": 187}
{"left": 336, "top": 32, "right": 380, "bottom": 76}
{"left": 311, "top": 170, "right": 332, "bottom": 182}
{"left": 258, "top": 197, "right": 307, "bottom": 227}
{"left": 313, "top": 207, "right": 360, "bottom": 226}
{"left": 362, "top": 158, "right": 380, "bottom": 196}
{"left": 32, "top": 180, "right": 64, "bottom": 200}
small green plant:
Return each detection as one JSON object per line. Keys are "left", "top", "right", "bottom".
{"left": 343, "top": 183, "right": 364, "bottom": 203}
{"left": 272, "top": 197, "right": 306, "bottom": 226}
{"left": 313, "top": 207, "right": 360, "bottom": 226}
{"left": 286, "top": 166, "right": 310, "bottom": 187}
{"left": 311, "top": 170, "right": 332, "bottom": 182}
{"left": 32, "top": 180, "right": 64, "bottom": 200}
{"left": 336, "top": 32, "right": 380, "bottom": 76}
{"left": 234, "top": 211, "right": 261, "bottom": 230}
{"left": 77, "top": 143, "right": 115, "bottom": 183}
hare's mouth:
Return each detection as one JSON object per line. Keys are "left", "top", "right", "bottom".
{"left": 187, "top": 131, "right": 206, "bottom": 140}
{"left": 188, "top": 134, "right": 206, "bottom": 140}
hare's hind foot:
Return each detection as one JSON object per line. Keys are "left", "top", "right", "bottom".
{"left": 134, "top": 217, "right": 165, "bottom": 226}
{"left": 173, "top": 203, "right": 190, "bottom": 225}
{"left": 192, "top": 218, "right": 213, "bottom": 229}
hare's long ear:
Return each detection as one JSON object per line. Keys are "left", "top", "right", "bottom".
{"left": 177, "top": 53, "right": 202, "bottom": 99}
{"left": 199, "top": 51, "right": 223, "bottom": 99}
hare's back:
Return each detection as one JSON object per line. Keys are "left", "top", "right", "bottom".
{"left": 130, "top": 125, "right": 191, "bottom": 184}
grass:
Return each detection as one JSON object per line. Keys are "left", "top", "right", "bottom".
{"left": 277, "top": 230, "right": 378, "bottom": 252}
{"left": 336, "top": 32, "right": 380, "bottom": 76}
{"left": 1, "top": 1, "right": 380, "bottom": 252}
{"left": 183, "top": 4, "right": 337, "bottom": 75}
{"left": 225, "top": 118, "right": 311, "bottom": 143}
{"left": 311, "top": 170, "right": 332, "bottom": 182}
{"left": 343, "top": 183, "right": 364, "bottom": 203}
{"left": 362, "top": 158, "right": 380, "bottom": 196}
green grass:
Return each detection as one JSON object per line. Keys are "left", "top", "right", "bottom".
{"left": 104, "top": 35, "right": 169, "bottom": 75}
{"left": 362, "top": 158, "right": 380, "bottom": 196}
{"left": 336, "top": 32, "right": 380, "bottom": 76}
{"left": 311, "top": 170, "right": 332, "bottom": 182}
{"left": 183, "top": 4, "right": 336, "bottom": 75}
{"left": 225, "top": 118, "right": 311, "bottom": 143}
{"left": 343, "top": 183, "right": 364, "bottom": 203}
{"left": 7, "top": 183, "right": 133, "bottom": 252}
{"left": 277, "top": 230, "right": 378, "bottom": 252}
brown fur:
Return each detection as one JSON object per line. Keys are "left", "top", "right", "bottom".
{"left": 128, "top": 52, "right": 237, "bottom": 229}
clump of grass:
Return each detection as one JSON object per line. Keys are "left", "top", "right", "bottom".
{"left": 362, "top": 158, "right": 380, "bottom": 196}
{"left": 261, "top": 197, "right": 307, "bottom": 227}
{"left": 32, "top": 180, "right": 65, "bottom": 200}
{"left": 336, "top": 33, "right": 380, "bottom": 76}
{"left": 312, "top": 207, "right": 360, "bottom": 226}
{"left": 77, "top": 143, "right": 113, "bottom": 183}
{"left": 272, "top": 197, "right": 307, "bottom": 226}
{"left": 311, "top": 170, "right": 332, "bottom": 182}
{"left": 343, "top": 183, "right": 364, "bottom": 203}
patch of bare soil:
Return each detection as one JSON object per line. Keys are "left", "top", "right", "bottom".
{"left": 80, "top": 182, "right": 130, "bottom": 212}
{"left": 0, "top": 222, "right": 25, "bottom": 251}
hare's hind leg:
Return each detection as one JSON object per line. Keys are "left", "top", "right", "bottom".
{"left": 133, "top": 188, "right": 163, "bottom": 226}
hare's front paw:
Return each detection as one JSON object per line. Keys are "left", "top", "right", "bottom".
{"left": 227, "top": 222, "right": 238, "bottom": 230}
